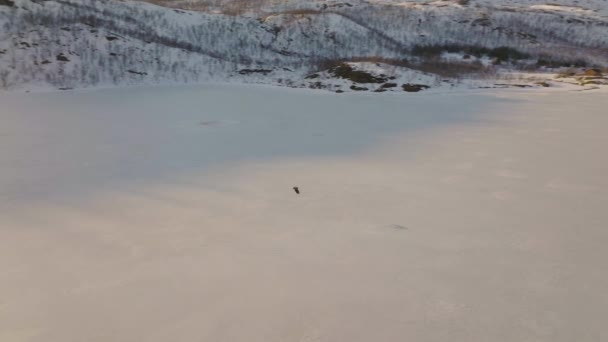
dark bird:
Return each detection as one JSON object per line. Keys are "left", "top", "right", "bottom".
{"left": 293, "top": 186, "right": 300, "bottom": 194}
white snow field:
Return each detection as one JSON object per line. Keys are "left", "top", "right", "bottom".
{"left": 1, "top": 85, "right": 607, "bottom": 341}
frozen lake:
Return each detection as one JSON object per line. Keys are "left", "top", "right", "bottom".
{"left": 1, "top": 85, "right": 607, "bottom": 342}
{"left": 0, "top": 85, "right": 487, "bottom": 203}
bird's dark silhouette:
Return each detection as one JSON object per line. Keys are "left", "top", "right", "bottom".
{"left": 293, "top": 186, "right": 300, "bottom": 194}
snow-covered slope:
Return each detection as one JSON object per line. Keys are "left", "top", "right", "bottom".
{"left": 0, "top": 0, "right": 606, "bottom": 91}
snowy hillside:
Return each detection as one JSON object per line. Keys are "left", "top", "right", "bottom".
{"left": 0, "top": 0, "right": 607, "bottom": 91}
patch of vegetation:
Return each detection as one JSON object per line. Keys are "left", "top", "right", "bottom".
{"left": 411, "top": 44, "right": 529, "bottom": 62}
{"left": 535, "top": 81, "right": 550, "bottom": 87}
{"left": 310, "top": 57, "right": 409, "bottom": 74}
{"left": 380, "top": 82, "right": 398, "bottom": 88}
{"left": 409, "top": 59, "right": 492, "bottom": 78}
{"left": 494, "top": 83, "right": 532, "bottom": 88}
{"left": 402, "top": 84, "right": 430, "bottom": 92}
{"left": 556, "top": 69, "right": 578, "bottom": 78}
{"left": 582, "top": 68, "right": 603, "bottom": 77}
{"left": 489, "top": 47, "right": 529, "bottom": 62}
{"left": 0, "top": 0, "right": 15, "bottom": 7}
{"left": 581, "top": 79, "right": 601, "bottom": 86}
{"left": 329, "top": 63, "right": 387, "bottom": 84}
{"left": 411, "top": 45, "right": 454, "bottom": 58}
{"left": 350, "top": 85, "right": 368, "bottom": 91}
{"left": 537, "top": 56, "right": 588, "bottom": 68}
{"left": 238, "top": 69, "right": 273, "bottom": 75}
{"left": 308, "top": 82, "right": 326, "bottom": 89}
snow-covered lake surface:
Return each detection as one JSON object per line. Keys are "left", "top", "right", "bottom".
{"left": 0, "top": 85, "right": 483, "bottom": 203}
{"left": 1, "top": 85, "right": 607, "bottom": 341}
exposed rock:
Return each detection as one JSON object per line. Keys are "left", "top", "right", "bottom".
{"left": 56, "top": 53, "right": 70, "bottom": 62}
{"left": 127, "top": 70, "right": 148, "bottom": 76}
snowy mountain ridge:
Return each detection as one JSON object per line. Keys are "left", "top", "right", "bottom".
{"left": 0, "top": 0, "right": 607, "bottom": 92}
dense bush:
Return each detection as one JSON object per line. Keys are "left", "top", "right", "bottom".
{"left": 329, "top": 63, "right": 387, "bottom": 83}
{"left": 488, "top": 47, "right": 529, "bottom": 61}
{"left": 411, "top": 44, "right": 529, "bottom": 61}
{"left": 537, "top": 57, "right": 588, "bottom": 68}
{"left": 408, "top": 59, "right": 493, "bottom": 78}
